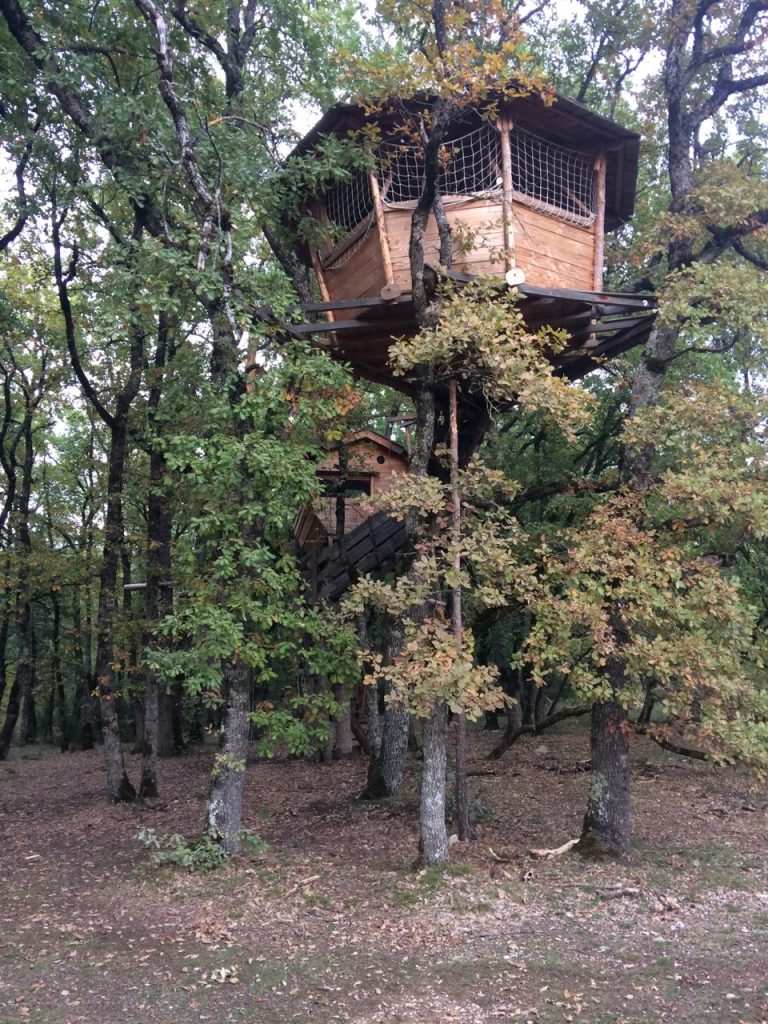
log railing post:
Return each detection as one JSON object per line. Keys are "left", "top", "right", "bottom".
{"left": 369, "top": 170, "right": 400, "bottom": 300}
{"left": 497, "top": 111, "right": 517, "bottom": 281}
{"left": 593, "top": 153, "right": 607, "bottom": 292}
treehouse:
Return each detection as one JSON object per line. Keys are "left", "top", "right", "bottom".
{"left": 284, "top": 91, "right": 657, "bottom": 389}
{"left": 295, "top": 431, "right": 410, "bottom": 602}
{"left": 295, "top": 430, "right": 408, "bottom": 551}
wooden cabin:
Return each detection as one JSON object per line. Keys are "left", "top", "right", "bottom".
{"left": 293, "top": 92, "right": 638, "bottom": 301}
{"left": 294, "top": 431, "right": 408, "bottom": 553}
{"left": 285, "top": 91, "right": 655, "bottom": 392}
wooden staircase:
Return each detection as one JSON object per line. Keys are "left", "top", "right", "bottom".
{"left": 301, "top": 510, "right": 408, "bottom": 603}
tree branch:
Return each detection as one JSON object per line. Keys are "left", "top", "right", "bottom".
{"left": 51, "top": 210, "right": 116, "bottom": 430}
{"left": 733, "top": 236, "right": 768, "bottom": 269}
{"left": 488, "top": 704, "right": 592, "bottom": 760}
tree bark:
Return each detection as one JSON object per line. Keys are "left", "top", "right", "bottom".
{"left": 204, "top": 661, "right": 250, "bottom": 853}
{"left": 0, "top": 672, "right": 21, "bottom": 759}
{"left": 20, "top": 607, "right": 37, "bottom": 745}
{"left": 418, "top": 702, "right": 449, "bottom": 865}
{"left": 332, "top": 683, "right": 354, "bottom": 758}
{"left": 0, "top": 613, "right": 8, "bottom": 708}
{"left": 72, "top": 586, "right": 95, "bottom": 749}
{"left": 361, "top": 620, "right": 409, "bottom": 798}
{"left": 51, "top": 594, "right": 69, "bottom": 752}
{"left": 580, "top": 699, "right": 630, "bottom": 856}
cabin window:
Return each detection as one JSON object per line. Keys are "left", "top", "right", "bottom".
{"left": 324, "top": 170, "right": 374, "bottom": 236}
{"left": 319, "top": 477, "right": 371, "bottom": 498}
{"left": 379, "top": 123, "right": 503, "bottom": 204}
{"left": 509, "top": 127, "right": 596, "bottom": 225}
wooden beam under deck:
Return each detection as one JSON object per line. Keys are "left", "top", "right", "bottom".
{"left": 253, "top": 274, "right": 657, "bottom": 400}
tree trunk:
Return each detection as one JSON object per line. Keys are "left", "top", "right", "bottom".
{"left": 0, "top": 613, "right": 9, "bottom": 708}
{"left": 72, "top": 588, "right": 95, "bottom": 750}
{"left": 94, "top": 410, "right": 136, "bottom": 803}
{"left": 204, "top": 659, "right": 250, "bottom": 853}
{"left": 361, "top": 620, "right": 409, "bottom": 798}
{"left": 157, "top": 689, "right": 176, "bottom": 758}
{"left": 52, "top": 595, "right": 69, "bottom": 752}
{"left": 20, "top": 607, "right": 37, "bottom": 745}
{"left": 580, "top": 699, "right": 630, "bottom": 856}
{"left": 418, "top": 702, "right": 449, "bottom": 866}
{"left": 332, "top": 683, "right": 354, "bottom": 758}
{"left": 0, "top": 672, "right": 21, "bottom": 760}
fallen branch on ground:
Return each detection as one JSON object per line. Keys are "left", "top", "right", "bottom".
{"left": 529, "top": 838, "right": 579, "bottom": 859}
{"left": 283, "top": 874, "right": 320, "bottom": 898}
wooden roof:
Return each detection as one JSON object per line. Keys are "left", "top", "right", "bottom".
{"left": 288, "top": 91, "right": 640, "bottom": 231}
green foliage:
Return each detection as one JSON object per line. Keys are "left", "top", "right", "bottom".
{"left": 135, "top": 827, "right": 227, "bottom": 873}
{"left": 390, "top": 281, "right": 595, "bottom": 441}
{"left": 344, "top": 461, "right": 525, "bottom": 719}
{"left": 250, "top": 690, "right": 340, "bottom": 757}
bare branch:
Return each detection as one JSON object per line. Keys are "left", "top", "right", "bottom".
{"left": 488, "top": 705, "right": 593, "bottom": 759}
{"left": 733, "top": 236, "right": 768, "bottom": 269}
{"left": 51, "top": 209, "right": 115, "bottom": 430}
{"left": 0, "top": 124, "right": 37, "bottom": 251}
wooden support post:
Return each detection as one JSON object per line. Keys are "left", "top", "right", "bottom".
{"left": 369, "top": 171, "right": 400, "bottom": 299}
{"left": 497, "top": 111, "right": 517, "bottom": 279}
{"left": 593, "top": 154, "right": 607, "bottom": 292}
{"left": 310, "top": 249, "right": 336, "bottom": 323}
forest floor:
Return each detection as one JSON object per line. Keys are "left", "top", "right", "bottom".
{"left": 0, "top": 722, "right": 767, "bottom": 1024}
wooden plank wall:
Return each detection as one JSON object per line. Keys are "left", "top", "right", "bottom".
{"left": 319, "top": 198, "right": 597, "bottom": 301}
{"left": 322, "top": 224, "right": 388, "bottom": 303}
{"left": 385, "top": 199, "right": 596, "bottom": 293}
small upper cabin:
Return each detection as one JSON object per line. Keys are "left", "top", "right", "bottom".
{"left": 294, "top": 430, "right": 408, "bottom": 552}
{"left": 290, "top": 92, "right": 640, "bottom": 303}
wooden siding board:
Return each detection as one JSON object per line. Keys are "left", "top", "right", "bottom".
{"left": 384, "top": 200, "right": 596, "bottom": 293}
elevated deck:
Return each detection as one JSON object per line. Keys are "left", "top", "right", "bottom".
{"left": 282, "top": 270, "right": 657, "bottom": 390}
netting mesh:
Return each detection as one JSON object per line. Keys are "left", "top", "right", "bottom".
{"left": 378, "top": 123, "right": 503, "bottom": 203}
{"left": 318, "top": 123, "right": 596, "bottom": 264}
{"left": 509, "top": 127, "right": 595, "bottom": 225}
{"left": 321, "top": 170, "right": 375, "bottom": 268}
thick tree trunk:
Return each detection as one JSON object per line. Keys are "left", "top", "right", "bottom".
{"left": 204, "top": 659, "right": 250, "bottom": 853}
{"left": 0, "top": 672, "right": 21, "bottom": 760}
{"left": 95, "top": 411, "right": 136, "bottom": 803}
{"left": 365, "top": 696, "right": 410, "bottom": 797}
{"left": 418, "top": 703, "right": 449, "bottom": 866}
{"left": 143, "top": 324, "right": 176, "bottom": 784}
{"left": 580, "top": 699, "right": 630, "bottom": 856}
{"left": 139, "top": 682, "right": 159, "bottom": 799}
{"left": 361, "top": 620, "right": 409, "bottom": 798}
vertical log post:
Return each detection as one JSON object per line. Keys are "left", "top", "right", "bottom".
{"left": 449, "top": 379, "right": 470, "bottom": 841}
{"left": 497, "top": 111, "right": 517, "bottom": 280}
{"left": 310, "top": 249, "right": 336, "bottom": 323}
{"left": 369, "top": 170, "right": 400, "bottom": 300}
{"left": 592, "top": 154, "right": 607, "bottom": 292}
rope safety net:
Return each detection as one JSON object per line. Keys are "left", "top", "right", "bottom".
{"left": 319, "top": 123, "right": 596, "bottom": 268}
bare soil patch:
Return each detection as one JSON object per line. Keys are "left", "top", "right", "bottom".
{"left": 1, "top": 723, "right": 766, "bottom": 1024}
